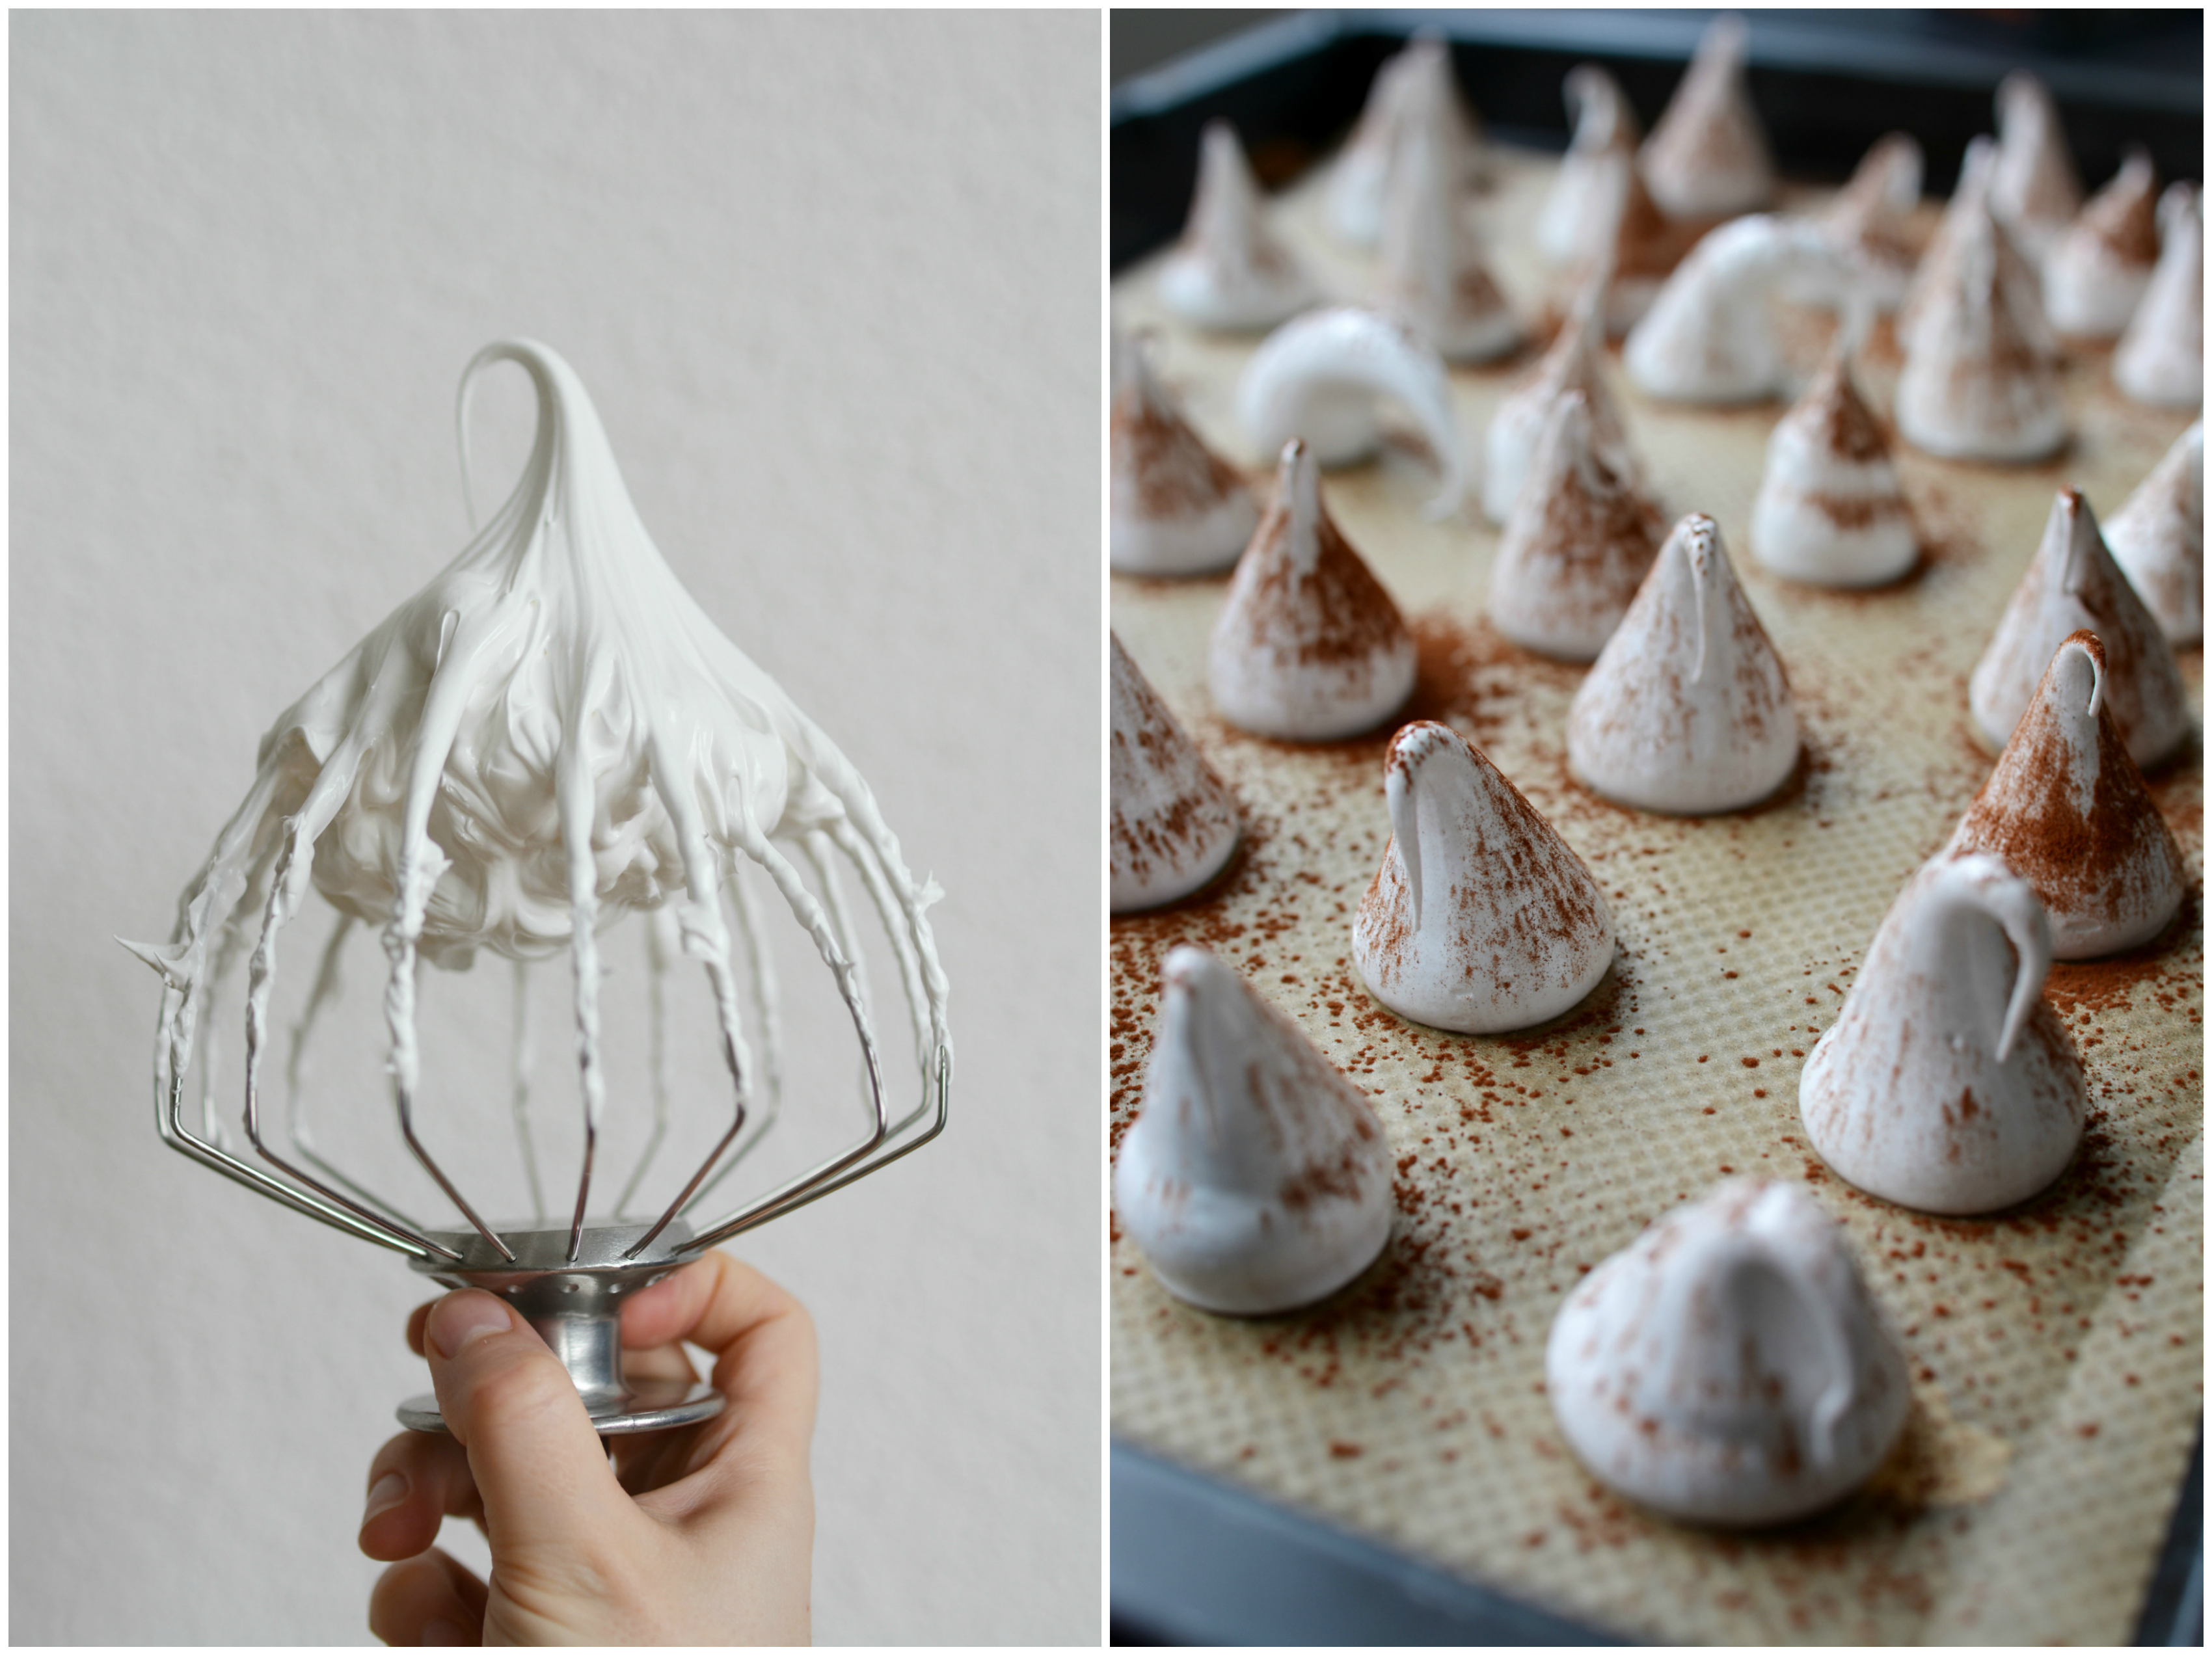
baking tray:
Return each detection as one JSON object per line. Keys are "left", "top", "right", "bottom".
{"left": 1109, "top": 12, "right": 2203, "bottom": 1646}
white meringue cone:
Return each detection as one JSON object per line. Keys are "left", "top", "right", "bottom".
{"left": 1806, "top": 133, "right": 1923, "bottom": 314}
{"left": 1895, "top": 211, "right": 2067, "bottom": 463}
{"left": 1483, "top": 278, "right": 1640, "bottom": 526}
{"left": 1209, "top": 440, "right": 1416, "bottom": 741}
{"left": 1375, "top": 105, "right": 1520, "bottom": 364}
{"left": 2105, "top": 421, "right": 2203, "bottom": 647}
{"left": 1352, "top": 721, "right": 1615, "bottom": 1034}
{"left": 1237, "top": 305, "right": 1466, "bottom": 518}
{"left": 1947, "top": 632, "right": 2186, "bottom": 959}
{"left": 1750, "top": 337, "right": 1918, "bottom": 587}
{"left": 1114, "top": 945, "right": 1394, "bottom": 1315}
{"left": 1110, "top": 330, "right": 1258, "bottom": 576}
{"left": 1638, "top": 14, "right": 1775, "bottom": 222}
{"left": 1625, "top": 215, "right": 1850, "bottom": 404}
{"left": 1547, "top": 1178, "right": 1911, "bottom": 1527}
{"left": 2043, "top": 148, "right": 2160, "bottom": 339}
{"left": 1898, "top": 137, "right": 2055, "bottom": 366}
{"left": 1330, "top": 38, "right": 1487, "bottom": 250}
{"left": 2113, "top": 183, "right": 2204, "bottom": 408}
{"left": 1111, "top": 634, "right": 1242, "bottom": 912}
{"left": 1569, "top": 513, "right": 1798, "bottom": 813}
{"left": 1969, "top": 489, "right": 2189, "bottom": 768}
{"left": 1159, "top": 120, "right": 1317, "bottom": 332}
{"left": 1801, "top": 853, "right": 2087, "bottom": 1215}
{"left": 1535, "top": 64, "right": 1642, "bottom": 270}
{"left": 1490, "top": 390, "right": 1667, "bottom": 658}
{"left": 1988, "top": 72, "right": 2082, "bottom": 263}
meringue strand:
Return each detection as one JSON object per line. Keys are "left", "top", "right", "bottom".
{"left": 1638, "top": 12, "right": 1775, "bottom": 222}
{"left": 1159, "top": 119, "right": 1316, "bottom": 332}
{"left": 1800, "top": 853, "right": 2087, "bottom": 1216}
{"left": 1988, "top": 72, "right": 2083, "bottom": 261}
{"left": 1896, "top": 137, "right": 2055, "bottom": 366}
{"left": 1110, "top": 634, "right": 1242, "bottom": 913}
{"left": 1547, "top": 1178, "right": 1911, "bottom": 1526}
{"left": 2043, "top": 148, "right": 2160, "bottom": 339}
{"left": 1208, "top": 440, "right": 1417, "bottom": 742}
{"left": 1109, "top": 329, "right": 1258, "bottom": 576}
{"left": 1625, "top": 215, "right": 1848, "bottom": 405}
{"left": 1947, "top": 632, "right": 2186, "bottom": 959}
{"left": 1490, "top": 388, "right": 1667, "bottom": 659}
{"left": 1374, "top": 96, "right": 1520, "bottom": 364}
{"left": 1894, "top": 209, "right": 2067, "bottom": 463}
{"left": 1569, "top": 513, "right": 1799, "bottom": 814}
{"left": 1535, "top": 64, "right": 1642, "bottom": 270}
{"left": 1481, "top": 276, "right": 1640, "bottom": 526}
{"left": 1113, "top": 945, "right": 1394, "bottom": 1315}
{"left": 1749, "top": 338, "right": 1918, "bottom": 587}
{"left": 1352, "top": 720, "right": 1615, "bottom": 1034}
{"left": 2112, "top": 183, "right": 2203, "bottom": 408}
{"left": 2103, "top": 420, "right": 2204, "bottom": 647}
{"left": 1968, "top": 489, "right": 2189, "bottom": 769}
{"left": 1329, "top": 36, "right": 1487, "bottom": 250}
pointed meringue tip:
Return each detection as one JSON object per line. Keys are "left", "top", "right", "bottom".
{"left": 117, "top": 935, "right": 189, "bottom": 988}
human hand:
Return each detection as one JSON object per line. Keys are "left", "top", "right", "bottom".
{"left": 358, "top": 1251, "right": 816, "bottom": 1644}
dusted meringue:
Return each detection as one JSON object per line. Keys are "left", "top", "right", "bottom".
{"left": 1947, "top": 632, "right": 2186, "bottom": 959}
{"left": 1490, "top": 389, "right": 1667, "bottom": 659}
{"left": 1625, "top": 215, "right": 1848, "bottom": 404}
{"left": 1482, "top": 278, "right": 1640, "bottom": 526}
{"left": 1535, "top": 64, "right": 1641, "bottom": 270}
{"left": 2043, "top": 148, "right": 2160, "bottom": 339}
{"left": 1547, "top": 1179, "right": 1911, "bottom": 1527}
{"left": 1114, "top": 945, "right": 1393, "bottom": 1315}
{"left": 1209, "top": 440, "right": 1416, "bottom": 741}
{"left": 1749, "top": 334, "right": 1918, "bottom": 587}
{"left": 2104, "top": 421, "right": 2203, "bottom": 647}
{"left": 1569, "top": 513, "right": 1798, "bottom": 814}
{"left": 1638, "top": 13, "right": 1775, "bottom": 222}
{"left": 1988, "top": 72, "right": 2082, "bottom": 262}
{"left": 1110, "top": 634, "right": 1242, "bottom": 912}
{"left": 2112, "top": 183, "right": 2203, "bottom": 408}
{"left": 1801, "top": 853, "right": 2087, "bottom": 1215}
{"left": 1329, "top": 37, "right": 1487, "bottom": 250}
{"left": 1238, "top": 305, "right": 1466, "bottom": 518}
{"left": 1969, "top": 489, "right": 2189, "bottom": 769}
{"left": 1894, "top": 207, "right": 2066, "bottom": 463}
{"left": 1375, "top": 105, "right": 1519, "bottom": 364}
{"left": 1353, "top": 721, "right": 1615, "bottom": 1034}
{"left": 1159, "top": 120, "right": 1317, "bottom": 332}
{"left": 1898, "top": 137, "right": 2056, "bottom": 364}
{"left": 1109, "top": 329, "right": 1258, "bottom": 576}
{"left": 1811, "top": 133, "right": 1923, "bottom": 314}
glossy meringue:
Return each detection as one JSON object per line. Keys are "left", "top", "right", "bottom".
{"left": 1895, "top": 205, "right": 2066, "bottom": 462}
{"left": 2103, "top": 421, "right": 2203, "bottom": 647}
{"left": 1625, "top": 215, "right": 1848, "bottom": 404}
{"left": 1548, "top": 1178, "right": 1911, "bottom": 1527}
{"left": 1353, "top": 721, "right": 1615, "bottom": 1034}
{"left": 2112, "top": 183, "right": 2203, "bottom": 408}
{"left": 1988, "top": 72, "right": 2082, "bottom": 262}
{"left": 1947, "top": 632, "right": 2186, "bottom": 959}
{"left": 1801, "top": 853, "right": 2087, "bottom": 1215}
{"left": 1159, "top": 120, "right": 1317, "bottom": 332}
{"left": 1374, "top": 97, "right": 1520, "bottom": 363}
{"left": 1110, "top": 634, "right": 1242, "bottom": 912}
{"left": 1114, "top": 945, "right": 1394, "bottom": 1315}
{"left": 1535, "top": 64, "right": 1641, "bottom": 271}
{"left": 1238, "top": 305, "right": 1466, "bottom": 518}
{"left": 2043, "top": 148, "right": 2160, "bottom": 339}
{"left": 1638, "top": 13, "right": 1775, "bottom": 222}
{"left": 1481, "top": 278, "right": 1640, "bottom": 527}
{"left": 1749, "top": 335, "right": 1918, "bottom": 587}
{"left": 1969, "top": 489, "right": 2189, "bottom": 769}
{"left": 1109, "top": 329, "right": 1258, "bottom": 576}
{"left": 1490, "top": 388, "right": 1667, "bottom": 659}
{"left": 1329, "top": 37, "right": 1486, "bottom": 250}
{"left": 1569, "top": 513, "right": 1798, "bottom": 814}
{"left": 1209, "top": 440, "right": 1417, "bottom": 742}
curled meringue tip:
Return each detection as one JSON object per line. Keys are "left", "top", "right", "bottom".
{"left": 2104, "top": 420, "right": 2204, "bottom": 647}
{"left": 1207, "top": 440, "right": 1416, "bottom": 742}
{"left": 2113, "top": 183, "right": 2203, "bottom": 408}
{"left": 2043, "top": 148, "right": 2161, "bottom": 339}
{"left": 1750, "top": 344, "right": 1918, "bottom": 588}
{"left": 1375, "top": 109, "right": 1520, "bottom": 365}
{"left": 1110, "top": 635, "right": 1241, "bottom": 913}
{"left": 1534, "top": 65, "right": 1641, "bottom": 269}
{"left": 1625, "top": 216, "right": 1841, "bottom": 404}
{"left": 1353, "top": 719, "right": 1615, "bottom": 1034}
{"left": 1113, "top": 944, "right": 1394, "bottom": 1315}
{"left": 1546, "top": 1177, "right": 1910, "bottom": 1526}
{"left": 1569, "top": 513, "right": 1800, "bottom": 814}
{"left": 1969, "top": 488, "right": 2190, "bottom": 769}
{"left": 1948, "top": 630, "right": 2187, "bottom": 959}
{"left": 1638, "top": 12, "right": 1775, "bottom": 222}
{"left": 1159, "top": 119, "right": 1316, "bottom": 332}
{"left": 1109, "top": 330, "right": 1259, "bottom": 576}
{"left": 1801, "top": 854, "right": 2086, "bottom": 1216}
{"left": 1894, "top": 207, "right": 2067, "bottom": 463}
{"left": 1989, "top": 71, "right": 2083, "bottom": 257}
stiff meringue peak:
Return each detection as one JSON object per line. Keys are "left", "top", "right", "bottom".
{"left": 1110, "top": 634, "right": 1242, "bottom": 913}
{"left": 1569, "top": 513, "right": 1798, "bottom": 814}
{"left": 1482, "top": 277, "right": 1640, "bottom": 526}
{"left": 1114, "top": 945, "right": 1393, "bottom": 1315}
{"left": 1894, "top": 207, "right": 2066, "bottom": 462}
{"left": 1208, "top": 440, "right": 1417, "bottom": 742}
{"left": 1109, "top": 330, "right": 1258, "bottom": 576}
{"left": 2043, "top": 148, "right": 2160, "bottom": 339}
{"left": 1329, "top": 38, "right": 1487, "bottom": 250}
{"left": 2103, "top": 421, "right": 2203, "bottom": 647}
{"left": 2112, "top": 183, "right": 2203, "bottom": 408}
{"left": 1968, "top": 489, "right": 2189, "bottom": 769}
{"left": 1238, "top": 305, "right": 1466, "bottom": 518}
{"left": 1375, "top": 107, "right": 1520, "bottom": 364}
{"left": 1159, "top": 120, "right": 1316, "bottom": 332}
{"left": 1813, "top": 133, "right": 1924, "bottom": 314}
{"left": 1625, "top": 215, "right": 1848, "bottom": 404}
{"left": 1638, "top": 13, "right": 1775, "bottom": 222}
{"left": 1988, "top": 72, "right": 2082, "bottom": 262}
{"left": 1535, "top": 64, "right": 1641, "bottom": 271}
{"left": 1947, "top": 632, "right": 2186, "bottom": 959}
{"left": 1800, "top": 853, "right": 2086, "bottom": 1215}
{"left": 1490, "top": 389, "right": 1667, "bottom": 660}
{"left": 1547, "top": 1178, "right": 1911, "bottom": 1527}
{"left": 1353, "top": 721, "right": 1615, "bottom": 1034}
{"left": 1749, "top": 336, "right": 1918, "bottom": 587}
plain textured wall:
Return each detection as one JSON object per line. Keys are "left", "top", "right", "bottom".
{"left": 11, "top": 10, "right": 1100, "bottom": 1644}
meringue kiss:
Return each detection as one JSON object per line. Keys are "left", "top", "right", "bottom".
{"left": 1109, "top": 329, "right": 1258, "bottom": 576}
{"left": 1110, "top": 634, "right": 1242, "bottom": 912}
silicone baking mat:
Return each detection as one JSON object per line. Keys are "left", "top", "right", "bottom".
{"left": 1109, "top": 147, "right": 2202, "bottom": 1645}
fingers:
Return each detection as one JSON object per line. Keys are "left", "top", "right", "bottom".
{"left": 367, "top": 1548, "right": 488, "bottom": 1646}
{"left": 358, "top": 1430, "right": 482, "bottom": 1562}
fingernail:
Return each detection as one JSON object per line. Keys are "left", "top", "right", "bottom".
{"left": 428, "top": 1292, "right": 514, "bottom": 1359}
{"left": 422, "top": 1618, "right": 468, "bottom": 1646}
{"left": 361, "top": 1471, "right": 407, "bottom": 1527}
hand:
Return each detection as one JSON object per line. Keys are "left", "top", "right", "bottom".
{"left": 358, "top": 1251, "right": 816, "bottom": 1644}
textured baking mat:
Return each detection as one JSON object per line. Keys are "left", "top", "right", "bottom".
{"left": 1109, "top": 147, "right": 2203, "bottom": 1645}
